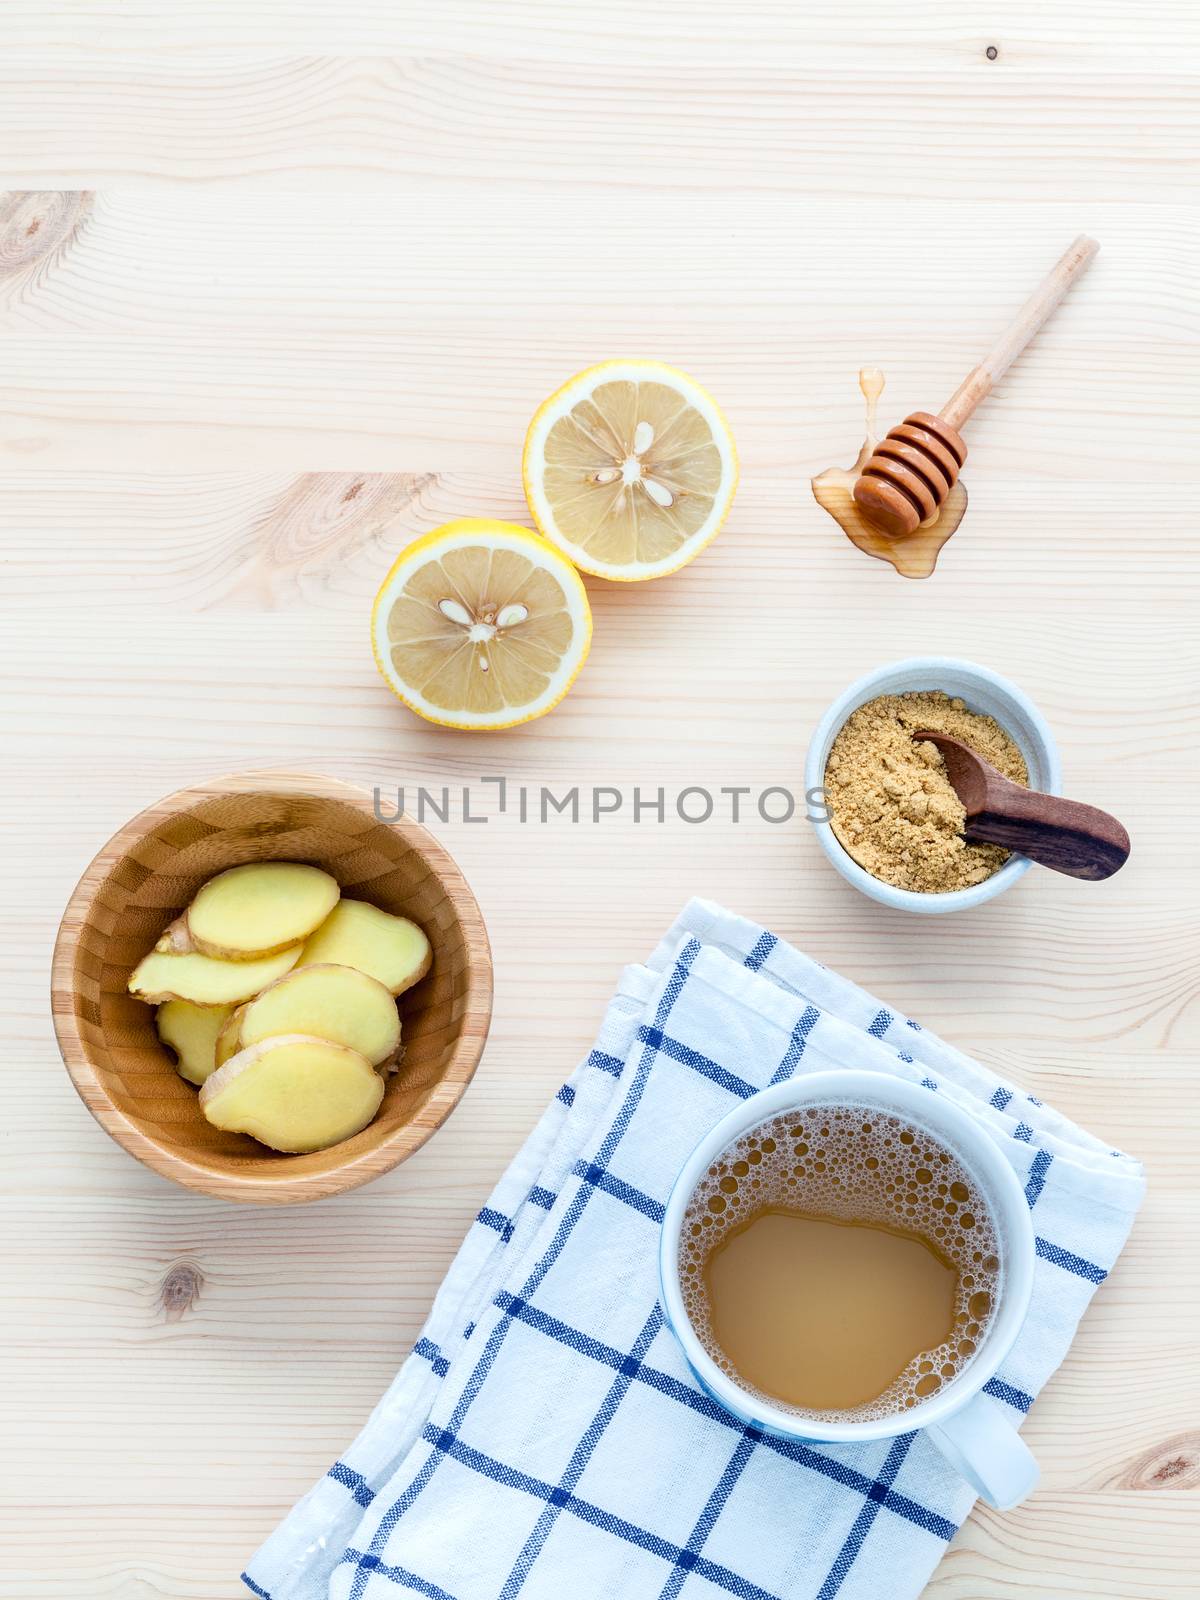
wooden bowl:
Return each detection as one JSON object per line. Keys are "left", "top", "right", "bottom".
{"left": 51, "top": 772, "right": 493, "bottom": 1204}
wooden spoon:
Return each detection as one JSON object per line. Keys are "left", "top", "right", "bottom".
{"left": 913, "top": 731, "right": 1130, "bottom": 881}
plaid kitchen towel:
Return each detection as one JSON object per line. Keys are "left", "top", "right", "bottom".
{"left": 244, "top": 899, "right": 1145, "bottom": 1600}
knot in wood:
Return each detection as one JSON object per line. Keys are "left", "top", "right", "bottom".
{"left": 0, "top": 191, "right": 92, "bottom": 278}
{"left": 159, "top": 1260, "right": 204, "bottom": 1322}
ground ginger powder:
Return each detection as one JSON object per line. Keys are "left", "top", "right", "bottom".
{"left": 824, "top": 692, "right": 1029, "bottom": 894}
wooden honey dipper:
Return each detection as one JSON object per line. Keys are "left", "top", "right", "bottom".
{"left": 853, "top": 236, "right": 1099, "bottom": 540}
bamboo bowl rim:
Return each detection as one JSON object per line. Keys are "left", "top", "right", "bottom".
{"left": 51, "top": 770, "right": 493, "bottom": 1204}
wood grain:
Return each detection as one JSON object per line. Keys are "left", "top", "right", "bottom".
{"left": 0, "top": 51, "right": 1196, "bottom": 199}
{"left": 1, "top": 4, "right": 1198, "bottom": 1593}
{"left": 2, "top": 2, "right": 1197, "bottom": 64}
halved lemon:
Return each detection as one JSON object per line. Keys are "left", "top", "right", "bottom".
{"left": 371, "top": 519, "right": 592, "bottom": 730}
{"left": 522, "top": 360, "right": 738, "bottom": 582}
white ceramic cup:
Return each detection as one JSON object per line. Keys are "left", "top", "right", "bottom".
{"left": 659, "top": 1070, "right": 1039, "bottom": 1509}
{"left": 804, "top": 656, "right": 1062, "bottom": 915}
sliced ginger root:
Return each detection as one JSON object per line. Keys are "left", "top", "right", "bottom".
{"left": 155, "top": 917, "right": 193, "bottom": 955}
{"left": 299, "top": 899, "right": 431, "bottom": 995}
{"left": 132, "top": 867, "right": 425, "bottom": 1138}
{"left": 199, "top": 1035, "right": 384, "bottom": 1153}
{"left": 215, "top": 1003, "right": 248, "bottom": 1070}
{"left": 156, "top": 1000, "right": 234, "bottom": 1086}
{"left": 239, "top": 963, "right": 400, "bottom": 1067}
{"left": 184, "top": 862, "right": 340, "bottom": 960}
{"left": 129, "top": 944, "right": 302, "bottom": 1006}
{"left": 376, "top": 1039, "right": 405, "bottom": 1076}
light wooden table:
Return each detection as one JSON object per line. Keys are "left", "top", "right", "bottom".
{"left": 1, "top": 5, "right": 1197, "bottom": 1596}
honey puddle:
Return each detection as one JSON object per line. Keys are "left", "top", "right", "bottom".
{"left": 811, "top": 368, "right": 968, "bottom": 579}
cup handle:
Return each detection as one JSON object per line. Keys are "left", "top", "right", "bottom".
{"left": 926, "top": 1393, "right": 1039, "bottom": 1509}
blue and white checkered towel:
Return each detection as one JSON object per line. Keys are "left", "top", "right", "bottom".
{"left": 245, "top": 899, "right": 1144, "bottom": 1600}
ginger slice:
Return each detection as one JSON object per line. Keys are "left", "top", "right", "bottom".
{"left": 199, "top": 1034, "right": 384, "bottom": 1153}
{"left": 156, "top": 1000, "right": 234, "bottom": 1087}
{"left": 239, "top": 963, "right": 401, "bottom": 1067}
{"left": 375, "top": 1036, "right": 405, "bottom": 1076}
{"left": 128, "top": 944, "right": 302, "bottom": 1006}
{"left": 185, "top": 862, "right": 340, "bottom": 961}
{"left": 298, "top": 899, "right": 431, "bottom": 996}
{"left": 214, "top": 1003, "right": 248, "bottom": 1070}
{"left": 154, "top": 916, "right": 193, "bottom": 955}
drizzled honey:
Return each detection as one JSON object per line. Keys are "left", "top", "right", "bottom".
{"left": 811, "top": 369, "right": 968, "bottom": 579}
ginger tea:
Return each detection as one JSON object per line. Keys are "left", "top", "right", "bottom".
{"left": 679, "top": 1104, "right": 1000, "bottom": 1420}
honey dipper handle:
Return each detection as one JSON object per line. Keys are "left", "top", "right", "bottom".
{"left": 939, "top": 235, "right": 1099, "bottom": 433}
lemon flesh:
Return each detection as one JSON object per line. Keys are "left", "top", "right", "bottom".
{"left": 524, "top": 362, "right": 737, "bottom": 581}
{"left": 372, "top": 520, "right": 592, "bottom": 730}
